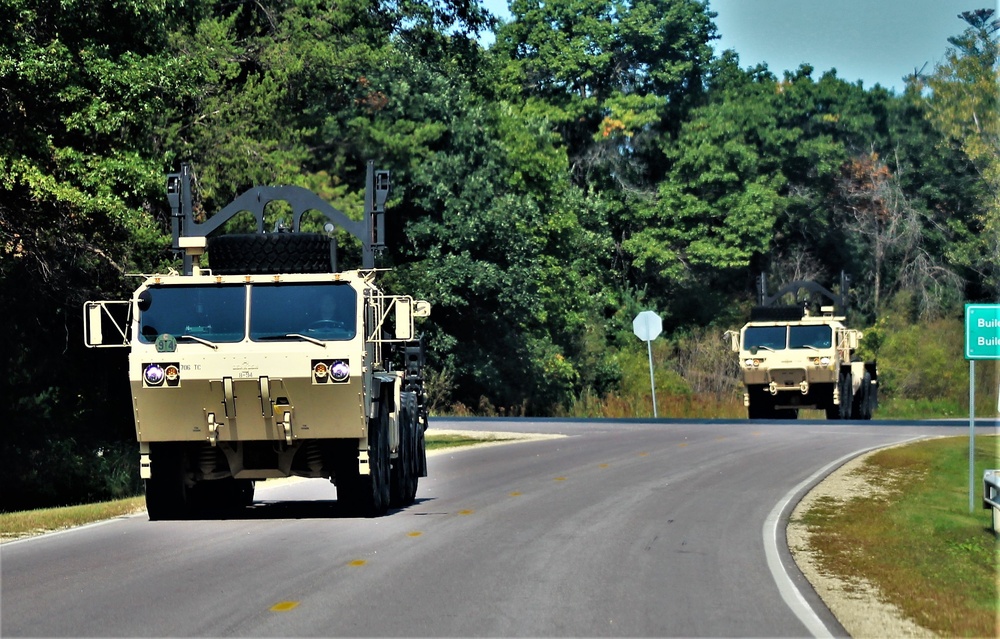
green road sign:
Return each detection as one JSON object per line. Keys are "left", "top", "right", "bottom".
{"left": 965, "top": 304, "right": 1000, "bottom": 360}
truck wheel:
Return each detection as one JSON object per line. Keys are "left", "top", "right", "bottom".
{"left": 145, "top": 443, "right": 191, "bottom": 521}
{"left": 746, "top": 386, "right": 774, "bottom": 419}
{"left": 839, "top": 372, "right": 854, "bottom": 420}
{"left": 390, "top": 393, "right": 419, "bottom": 507}
{"left": 207, "top": 233, "right": 333, "bottom": 275}
{"left": 364, "top": 407, "right": 391, "bottom": 516}
{"left": 852, "top": 371, "right": 873, "bottom": 420}
{"left": 339, "top": 404, "right": 391, "bottom": 517}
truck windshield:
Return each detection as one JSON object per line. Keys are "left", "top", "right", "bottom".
{"left": 250, "top": 283, "right": 357, "bottom": 341}
{"left": 743, "top": 326, "right": 787, "bottom": 351}
{"left": 138, "top": 285, "right": 246, "bottom": 343}
{"left": 789, "top": 325, "right": 833, "bottom": 349}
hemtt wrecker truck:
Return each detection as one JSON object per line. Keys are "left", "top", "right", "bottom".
{"left": 84, "top": 163, "right": 430, "bottom": 518}
{"left": 725, "top": 274, "right": 877, "bottom": 420}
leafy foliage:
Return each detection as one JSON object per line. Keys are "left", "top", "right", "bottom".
{"left": 1, "top": 0, "right": 996, "bottom": 510}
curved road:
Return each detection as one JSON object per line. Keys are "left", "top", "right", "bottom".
{"left": 1, "top": 418, "right": 989, "bottom": 637}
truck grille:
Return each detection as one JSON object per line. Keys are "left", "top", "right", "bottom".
{"left": 769, "top": 369, "right": 805, "bottom": 388}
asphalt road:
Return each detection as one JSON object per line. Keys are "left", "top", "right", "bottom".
{"left": 1, "top": 418, "right": 990, "bottom": 637}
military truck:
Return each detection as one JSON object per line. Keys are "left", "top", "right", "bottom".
{"left": 724, "top": 274, "right": 877, "bottom": 420}
{"left": 84, "top": 163, "right": 430, "bottom": 519}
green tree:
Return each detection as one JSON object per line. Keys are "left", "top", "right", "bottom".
{"left": 493, "top": 0, "right": 717, "bottom": 187}
{"left": 925, "top": 9, "right": 1000, "bottom": 297}
{"left": 0, "top": 0, "right": 178, "bottom": 510}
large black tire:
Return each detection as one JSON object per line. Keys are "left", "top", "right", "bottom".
{"left": 145, "top": 443, "right": 192, "bottom": 521}
{"left": 838, "top": 371, "right": 854, "bottom": 420}
{"left": 852, "top": 371, "right": 873, "bottom": 420}
{"left": 337, "top": 403, "right": 391, "bottom": 517}
{"left": 390, "top": 393, "right": 419, "bottom": 508}
{"left": 207, "top": 233, "right": 333, "bottom": 275}
{"left": 746, "top": 386, "right": 774, "bottom": 419}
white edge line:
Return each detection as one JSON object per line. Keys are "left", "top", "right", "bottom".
{"left": 763, "top": 436, "right": 927, "bottom": 638}
{"left": 1, "top": 512, "right": 144, "bottom": 548}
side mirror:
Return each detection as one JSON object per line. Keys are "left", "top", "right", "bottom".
{"left": 847, "top": 330, "right": 861, "bottom": 350}
{"left": 723, "top": 330, "right": 740, "bottom": 352}
{"left": 394, "top": 298, "right": 413, "bottom": 341}
{"left": 87, "top": 303, "right": 104, "bottom": 346}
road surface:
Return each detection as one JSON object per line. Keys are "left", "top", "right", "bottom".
{"left": 1, "top": 418, "right": 987, "bottom": 637}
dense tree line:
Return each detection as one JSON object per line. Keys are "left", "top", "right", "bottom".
{"left": 1, "top": 0, "right": 997, "bottom": 510}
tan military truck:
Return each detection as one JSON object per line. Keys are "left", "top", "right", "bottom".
{"left": 725, "top": 275, "right": 877, "bottom": 420}
{"left": 84, "top": 163, "right": 430, "bottom": 518}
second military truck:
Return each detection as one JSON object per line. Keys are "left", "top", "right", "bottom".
{"left": 84, "top": 163, "right": 430, "bottom": 518}
{"left": 725, "top": 274, "right": 877, "bottom": 420}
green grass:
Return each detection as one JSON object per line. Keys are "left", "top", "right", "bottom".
{"left": 0, "top": 496, "right": 146, "bottom": 542}
{"left": 796, "top": 435, "right": 999, "bottom": 636}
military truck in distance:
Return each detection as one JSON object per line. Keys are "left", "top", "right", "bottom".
{"left": 724, "top": 274, "right": 877, "bottom": 420}
{"left": 84, "top": 163, "right": 430, "bottom": 519}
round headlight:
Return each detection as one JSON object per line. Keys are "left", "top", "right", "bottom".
{"left": 820, "top": 357, "right": 831, "bottom": 366}
{"left": 164, "top": 365, "right": 180, "bottom": 382}
{"left": 330, "top": 361, "right": 350, "bottom": 382}
{"left": 744, "top": 358, "right": 753, "bottom": 367}
{"left": 313, "top": 362, "right": 329, "bottom": 380}
{"left": 144, "top": 364, "right": 165, "bottom": 386}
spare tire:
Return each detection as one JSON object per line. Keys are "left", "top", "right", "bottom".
{"left": 207, "top": 233, "right": 333, "bottom": 275}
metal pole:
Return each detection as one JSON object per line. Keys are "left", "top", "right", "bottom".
{"left": 969, "top": 360, "right": 975, "bottom": 512}
{"left": 647, "top": 339, "right": 658, "bottom": 418}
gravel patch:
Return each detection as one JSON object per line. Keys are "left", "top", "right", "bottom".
{"left": 787, "top": 446, "right": 936, "bottom": 638}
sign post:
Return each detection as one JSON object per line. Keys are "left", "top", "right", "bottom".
{"left": 633, "top": 311, "right": 663, "bottom": 418}
{"left": 964, "top": 304, "right": 1000, "bottom": 511}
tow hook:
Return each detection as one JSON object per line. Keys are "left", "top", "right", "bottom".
{"left": 282, "top": 411, "right": 293, "bottom": 445}
{"left": 207, "top": 412, "right": 223, "bottom": 446}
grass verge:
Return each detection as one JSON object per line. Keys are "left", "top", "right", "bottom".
{"left": 795, "top": 435, "right": 999, "bottom": 636}
{"left": 0, "top": 497, "right": 146, "bottom": 543}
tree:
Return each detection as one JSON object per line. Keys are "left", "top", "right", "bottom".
{"left": 493, "top": 0, "right": 718, "bottom": 187}
{"left": 925, "top": 9, "right": 1000, "bottom": 297}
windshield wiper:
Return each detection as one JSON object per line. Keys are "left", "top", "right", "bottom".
{"left": 257, "top": 333, "right": 326, "bottom": 347}
{"left": 179, "top": 334, "right": 219, "bottom": 350}
{"left": 797, "top": 344, "right": 821, "bottom": 351}
{"left": 750, "top": 345, "right": 776, "bottom": 352}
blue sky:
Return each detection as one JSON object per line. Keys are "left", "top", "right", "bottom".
{"left": 479, "top": 0, "right": 998, "bottom": 93}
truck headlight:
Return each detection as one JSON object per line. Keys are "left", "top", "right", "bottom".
{"left": 143, "top": 364, "right": 165, "bottom": 386}
{"left": 313, "top": 362, "right": 329, "bottom": 381}
{"left": 330, "top": 360, "right": 350, "bottom": 382}
{"left": 164, "top": 364, "right": 180, "bottom": 382}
